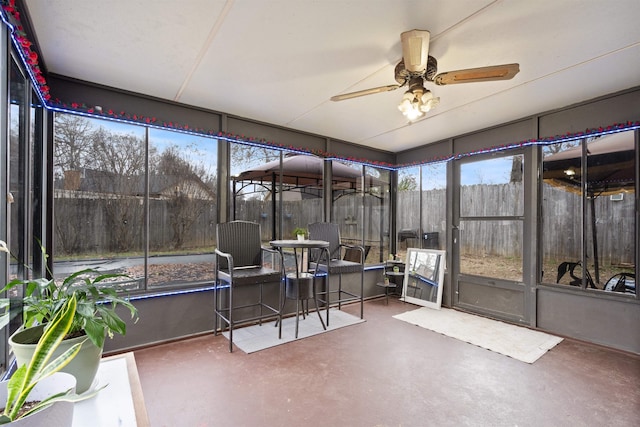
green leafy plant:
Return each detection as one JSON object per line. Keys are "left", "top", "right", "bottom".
{"left": 0, "top": 293, "right": 91, "bottom": 423}
{"left": 2, "top": 268, "right": 138, "bottom": 349}
{"left": 292, "top": 227, "right": 308, "bottom": 238}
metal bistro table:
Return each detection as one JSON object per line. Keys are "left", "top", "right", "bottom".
{"left": 270, "top": 239, "right": 331, "bottom": 338}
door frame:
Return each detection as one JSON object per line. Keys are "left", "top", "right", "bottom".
{"left": 449, "top": 147, "right": 538, "bottom": 326}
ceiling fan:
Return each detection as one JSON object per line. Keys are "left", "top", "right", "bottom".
{"left": 330, "top": 29, "right": 520, "bottom": 120}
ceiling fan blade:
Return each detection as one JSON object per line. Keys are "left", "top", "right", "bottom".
{"left": 434, "top": 63, "right": 520, "bottom": 85}
{"left": 330, "top": 84, "right": 401, "bottom": 101}
{"left": 400, "top": 30, "right": 430, "bottom": 73}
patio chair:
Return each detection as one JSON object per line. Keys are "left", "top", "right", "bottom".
{"left": 214, "top": 220, "right": 283, "bottom": 352}
{"left": 308, "top": 222, "right": 364, "bottom": 326}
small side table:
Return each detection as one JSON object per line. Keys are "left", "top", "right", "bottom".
{"left": 375, "top": 280, "right": 397, "bottom": 304}
{"left": 270, "top": 239, "right": 330, "bottom": 338}
{"left": 73, "top": 352, "right": 149, "bottom": 426}
{"left": 376, "top": 259, "right": 406, "bottom": 304}
{"left": 388, "top": 260, "right": 407, "bottom": 294}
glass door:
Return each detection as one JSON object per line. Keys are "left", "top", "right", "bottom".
{"left": 452, "top": 151, "right": 528, "bottom": 321}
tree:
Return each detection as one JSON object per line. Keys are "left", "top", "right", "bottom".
{"left": 542, "top": 139, "right": 580, "bottom": 156}
{"left": 88, "top": 127, "right": 147, "bottom": 252}
{"left": 398, "top": 174, "right": 418, "bottom": 191}
{"left": 156, "top": 146, "right": 195, "bottom": 177}
{"left": 89, "top": 128, "right": 147, "bottom": 177}
{"left": 230, "top": 144, "right": 279, "bottom": 174}
{"left": 53, "top": 114, "right": 94, "bottom": 173}
{"left": 510, "top": 155, "right": 523, "bottom": 183}
{"left": 155, "top": 145, "right": 216, "bottom": 250}
{"left": 53, "top": 114, "right": 96, "bottom": 254}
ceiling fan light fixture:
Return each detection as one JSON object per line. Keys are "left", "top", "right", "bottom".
{"left": 330, "top": 29, "right": 519, "bottom": 120}
{"left": 397, "top": 91, "right": 415, "bottom": 111}
{"left": 401, "top": 91, "right": 415, "bottom": 102}
{"left": 419, "top": 90, "right": 440, "bottom": 112}
{"left": 398, "top": 91, "right": 424, "bottom": 121}
{"left": 398, "top": 87, "right": 439, "bottom": 120}
{"left": 403, "top": 105, "right": 424, "bottom": 121}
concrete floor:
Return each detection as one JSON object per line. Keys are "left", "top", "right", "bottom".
{"left": 134, "top": 298, "right": 640, "bottom": 426}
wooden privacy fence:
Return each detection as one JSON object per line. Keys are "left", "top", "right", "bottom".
{"left": 54, "top": 194, "right": 217, "bottom": 254}
{"left": 397, "top": 183, "right": 634, "bottom": 265}
{"left": 54, "top": 183, "right": 634, "bottom": 266}
{"left": 235, "top": 196, "right": 389, "bottom": 248}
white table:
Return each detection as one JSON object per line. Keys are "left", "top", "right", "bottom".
{"left": 73, "top": 352, "right": 150, "bottom": 427}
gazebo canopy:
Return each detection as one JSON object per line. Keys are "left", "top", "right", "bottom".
{"left": 234, "top": 154, "right": 385, "bottom": 194}
{"left": 543, "top": 131, "right": 634, "bottom": 196}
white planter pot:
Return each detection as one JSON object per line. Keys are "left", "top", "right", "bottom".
{"left": 9, "top": 325, "right": 102, "bottom": 394}
{"left": 297, "top": 234, "right": 305, "bottom": 241}
{"left": 0, "top": 372, "right": 76, "bottom": 426}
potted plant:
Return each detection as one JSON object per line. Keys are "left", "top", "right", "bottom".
{"left": 1, "top": 249, "right": 138, "bottom": 394}
{"left": 0, "top": 293, "right": 95, "bottom": 425}
{"left": 292, "top": 227, "right": 307, "bottom": 241}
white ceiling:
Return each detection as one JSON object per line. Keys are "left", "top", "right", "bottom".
{"left": 23, "top": 0, "right": 640, "bottom": 153}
